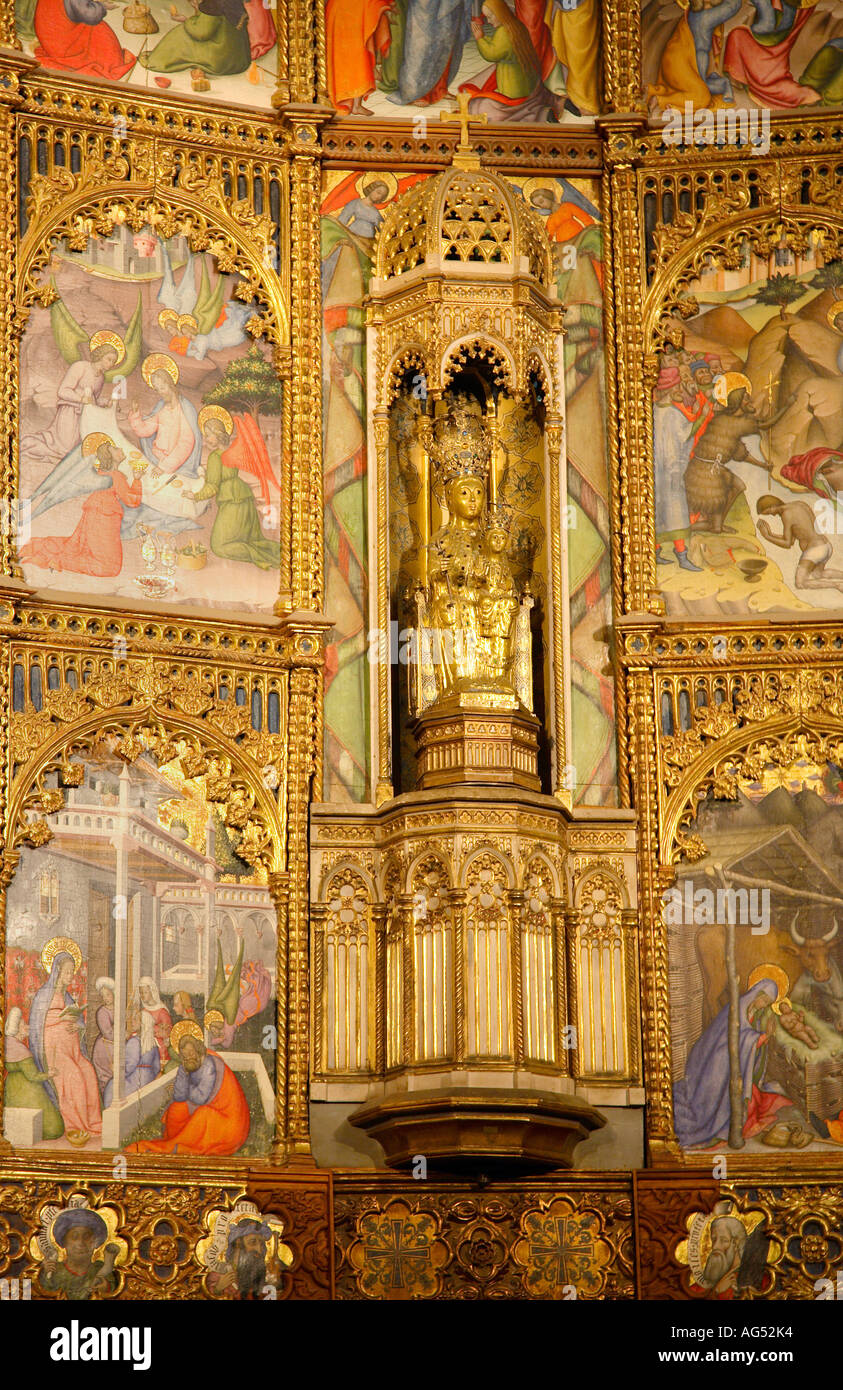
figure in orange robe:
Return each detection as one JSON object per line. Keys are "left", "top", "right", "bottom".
{"left": 326, "top": 0, "right": 393, "bottom": 113}
{"left": 128, "top": 1036, "right": 250, "bottom": 1156}
{"left": 20, "top": 444, "right": 142, "bottom": 579}
{"left": 33, "top": 0, "right": 135, "bottom": 81}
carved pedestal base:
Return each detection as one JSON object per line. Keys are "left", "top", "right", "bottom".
{"left": 412, "top": 698, "right": 541, "bottom": 791}
{"left": 349, "top": 1088, "right": 606, "bottom": 1173}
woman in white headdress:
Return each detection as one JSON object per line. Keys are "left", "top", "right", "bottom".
{"left": 91, "top": 977, "right": 115, "bottom": 1094}
{"left": 137, "top": 976, "right": 172, "bottom": 1068}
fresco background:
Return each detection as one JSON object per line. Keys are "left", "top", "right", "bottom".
{"left": 320, "top": 169, "right": 615, "bottom": 806}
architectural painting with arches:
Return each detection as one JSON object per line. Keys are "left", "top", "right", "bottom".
{"left": 0, "top": 628, "right": 300, "bottom": 1161}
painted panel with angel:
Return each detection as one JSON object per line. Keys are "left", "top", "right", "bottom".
{"left": 18, "top": 226, "right": 282, "bottom": 613}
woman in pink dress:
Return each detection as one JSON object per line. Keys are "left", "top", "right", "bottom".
{"left": 29, "top": 950, "right": 101, "bottom": 1138}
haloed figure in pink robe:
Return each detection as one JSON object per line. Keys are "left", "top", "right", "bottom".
{"left": 29, "top": 951, "right": 101, "bottom": 1138}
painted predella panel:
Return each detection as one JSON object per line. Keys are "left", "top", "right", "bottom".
{"left": 654, "top": 242, "right": 843, "bottom": 617}
{"left": 16, "top": 0, "right": 278, "bottom": 108}
{"left": 19, "top": 227, "right": 281, "bottom": 613}
{"left": 668, "top": 758, "right": 843, "bottom": 1157}
{"left": 4, "top": 751, "right": 276, "bottom": 1156}
{"left": 197, "top": 1199, "right": 293, "bottom": 1298}
{"left": 643, "top": 0, "right": 843, "bottom": 115}
{"left": 324, "top": 0, "right": 601, "bottom": 123}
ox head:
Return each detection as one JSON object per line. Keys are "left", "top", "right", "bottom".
{"left": 789, "top": 912, "right": 839, "bottom": 982}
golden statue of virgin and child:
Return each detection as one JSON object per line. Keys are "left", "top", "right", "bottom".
{"left": 412, "top": 400, "right": 534, "bottom": 717}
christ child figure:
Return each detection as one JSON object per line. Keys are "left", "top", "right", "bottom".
{"left": 477, "top": 514, "right": 519, "bottom": 686}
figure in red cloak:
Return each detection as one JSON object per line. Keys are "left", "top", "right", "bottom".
{"left": 723, "top": 1, "right": 820, "bottom": 107}
{"left": 34, "top": 0, "right": 135, "bottom": 81}
{"left": 244, "top": 0, "right": 275, "bottom": 58}
{"left": 222, "top": 412, "right": 280, "bottom": 506}
{"left": 20, "top": 439, "right": 142, "bottom": 579}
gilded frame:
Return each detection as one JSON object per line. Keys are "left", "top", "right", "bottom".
{"left": 611, "top": 129, "right": 843, "bottom": 1166}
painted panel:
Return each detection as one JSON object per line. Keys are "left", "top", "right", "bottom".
{"left": 668, "top": 761, "right": 843, "bottom": 1156}
{"left": 5, "top": 750, "right": 276, "bottom": 1156}
{"left": 643, "top": 0, "right": 843, "bottom": 115}
{"left": 16, "top": 0, "right": 278, "bottom": 108}
{"left": 19, "top": 228, "right": 282, "bottom": 613}
{"left": 654, "top": 242, "right": 843, "bottom": 618}
{"left": 324, "top": 0, "right": 601, "bottom": 123}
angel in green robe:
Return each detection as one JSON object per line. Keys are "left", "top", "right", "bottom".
{"left": 187, "top": 409, "right": 281, "bottom": 570}
{"left": 138, "top": 0, "right": 251, "bottom": 77}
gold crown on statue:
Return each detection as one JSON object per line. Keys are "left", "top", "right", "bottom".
{"left": 429, "top": 398, "right": 491, "bottom": 494}
{"left": 485, "top": 499, "right": 513, "bottom": 530}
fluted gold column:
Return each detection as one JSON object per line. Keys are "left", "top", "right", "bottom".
{"left": 371, "top": 902, "right": 388, "bottom": 1076}
{"left": 563, "top": 906, "right": 581, "bottom": 1081}
{"left": 397, "top": 894, "right": 415, "bottom": 1066}
{"left": 448, "top": 888, "right": 468, "bottom": 1064}
{"left": 622, "top": 907, "right": 641, "bottom": 1084}
{"left": 268, "top": 869, "right": 290, "bottom": 1163}
{"left": 550, "top": 895, "right": 570, "bottom": 1076}
{"left": 506, "top": 888, "right": 525, "bottom": 1065}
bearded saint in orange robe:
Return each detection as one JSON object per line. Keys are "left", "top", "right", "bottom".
{"left": 326, "top": 0, "right": 393, "bottom": 113}
{"left": 127, "top": 1034, "right": 249, "bottom": 1156}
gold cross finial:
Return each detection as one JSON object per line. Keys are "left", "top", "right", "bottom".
{"left": 440, "top": 91, "right": 487, "bottom": 168}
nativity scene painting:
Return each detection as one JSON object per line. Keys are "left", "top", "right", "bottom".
{"left": 643, "top": 0, "right": 843, "bottom": 115}
{"left": 668, "top": 759, "right": 843, "bottom": 1156}
{"left": 653, "top": 242, "right": 843, "bottom": 617}
{"left": 324, "top": 0, "right": 601, "bottom": 124}
{"left": 15, "top": 0, "right": 278, "bottom": 109}
{"left": 4, "top": 752, "right": 276, "bottom": 1156}
{"left": 19, "top": 227, "right": 282, "bottom": 613}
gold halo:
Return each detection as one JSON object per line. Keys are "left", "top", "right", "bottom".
{"left": 747, "top": 963, "right": 790, "bottom": 1004}
{"left": 713, "top": 371, "right": 751, "bottom": 406}
{"left": 204, "top": 1009, "right": 225, "bottom": 1033}
{"left": 157, "top": 308, "right": 178, "bottom": 330}
{"left": 359, "top": 170, "right": 397, "bottom": 203}
{"left": 177, "top": 314, "right": 198, "bottom": 334}
{"left": 142, "top": 353, "right": 179, "bottom": 387}
{"left": 198, "top": 405, "right": 233, "bottom": 436}
{"left": 81, "top": 431, "right": 113, "bottom": 458}
{"left": 521, "top": 176, "right": 560, "bottom": 208}
{"left": 170, "top": 1019, "right": 203, "bottom": 1051}
{"left": 41, "top": 936, "right": 82, "bottom": 977}
{"left": 88, "top": 330, "right": 125, "bottom": 366}
{"left": 827, "top": 300, "right": 843, "bottom": 331}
